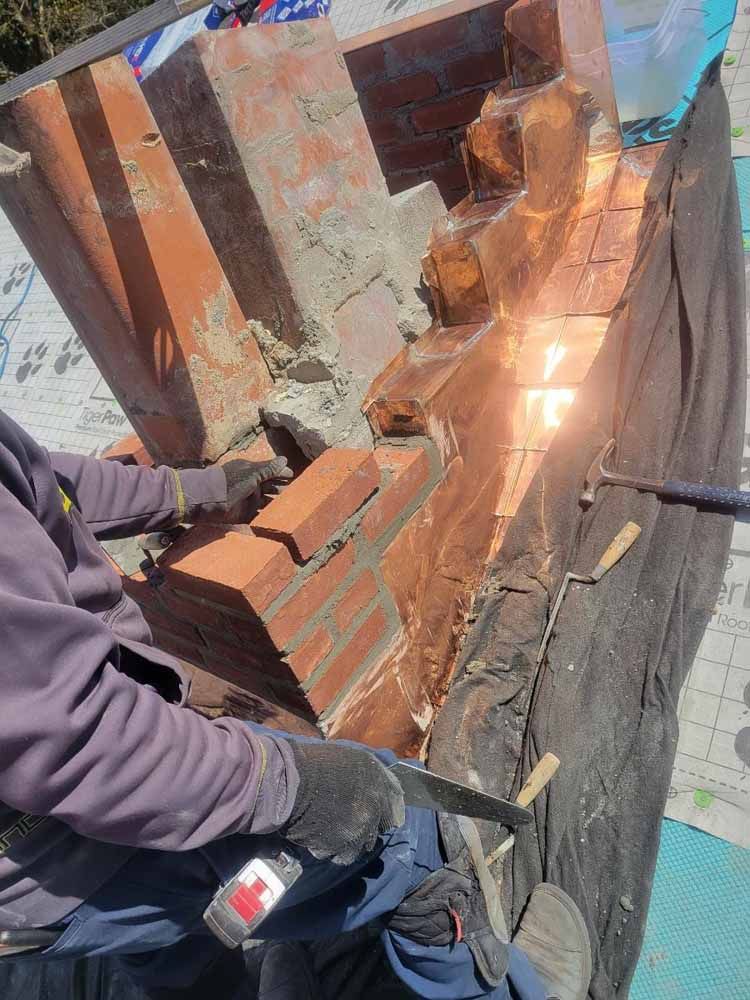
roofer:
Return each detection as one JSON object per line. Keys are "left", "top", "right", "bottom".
{"left": 0, "top": 408, "right": 591, "bottom": 999}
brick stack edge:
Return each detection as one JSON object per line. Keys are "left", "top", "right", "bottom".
{"left": 342, "top": 0, "right": 513, "bottom": 207}
{"left": 115, "top": 442, "right": 438, "bottom": 748}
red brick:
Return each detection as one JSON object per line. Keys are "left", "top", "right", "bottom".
{"left": 267, "top": 542, "right": 355, "bottom": 649}
{"left": 335, "top": 571, "right": 379, "bottom": 634}
{"left": 387, "top": 170, "right": 429, "bottom": 195}
{"left": 102, "top": 432, "right": 153, "bottom": 466}
{"left": 432, "top": 160, "right": 470, "bottom": 195}
{"left": 287, "top": 625, "right": 334, "bottom": 683}
{"left": 387, "top": 17, "right": 468, "bottom": 61}
{"left": 446, "top": 51, "right": 504, "bottom": 89}
{"left": 479, "top": 2, "right": 511, "bottom": 35}
{"left": 162, "top": 528, "right": 296, "bottom": 615}
{"left": 253, "top": 450, "right": 380, "bottom": 561}
{"left": 143, "top": 606, "right": 201, "bottom": 644}
{"left": 120, "top": 569, "right": 160, "bottom": 607}
{"left": 150, "top": 627, "right": 203, "bottom": 665}
{"left": 412, "top": 91, "right": 485, "bottom": 134}
{"left": 307, "top": 606, "right": 388, "bottom": 714}
{"left": 343, "top": 43, "right": 387, "bottom": 83}
{"left": 367, "top": 117, "right": 408, "bottom": 146}
{"left": 158, "top": 588, "right": 226, "bottom": 630}
{"left": 361, "top": 448, "right": 430, "bottom": 541}
{"left": 366, "top": 71, "right": 439, "bottom": 112}
{"left": 198, "top": 626, "right": 291, "bottom": 682}
{"left": 383, "top": 136, "right": 453, "bottom": 172}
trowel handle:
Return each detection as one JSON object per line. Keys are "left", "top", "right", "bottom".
{"left": 590, "top": 522, "right": 641, "bottom": 582}
{"left": 516, "top": 753, "right": 560, "bottom": 808}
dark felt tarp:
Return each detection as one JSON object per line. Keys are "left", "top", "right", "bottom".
{"left": 430, "top": 62, "right": 745, "bottom": 999}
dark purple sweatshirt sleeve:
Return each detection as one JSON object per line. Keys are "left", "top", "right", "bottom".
{"left": 49, "top": 452, "right": 228, "bottom": 540}
{"left": 0, "top": 480, "right": 299, "bottom": 848}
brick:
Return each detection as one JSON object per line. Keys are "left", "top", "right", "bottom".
{"left": 158, "top": 588, "right": 226, "bottom": 630}
{"left": 162, "top": 528, "right": 296, "bottom": 615}
{"left": 121, "top": 569, "right": 160, "bottom": 607}
{"left": 335, "top": 571, "right": 379, "bottom": 634}
{"left": 387, "top": 17, "right": 469, "bottom": 61}
{"left": 267, "top": 542, "right": 355, "bottom": 649}
{"left": 197, "top": 626, "right": 291, "bottom": 682}
{"left": 102, "top": 432, "right": 153, "bottom": 466}
{"left": 367, "top": 117, "right": 408, "bottom": 146}
{"left": 431, "top": 161, "right": 470, "bottom": 195}
{"left": 307, "top": 606, "right": 388, "bottom": 715}
{"left": 343, "top": 43, "right": 387, "bottom": 83}
{"left": 362, "top": 448, "right": 430, "bottom": 541}
{"left": 387, "top": 170, "right": 429, "bottom": 195}
{"left": 478, "top": 2, "right": 511, "bottom": 35}
{"left": 253, "top": 450, "right": 380, "bottom": 561}
{"left": 143, "top": 607, "right": 202, "bottom": 644}
{"left": 383, "top": 136, "right": 453, "bottom": 172}
{"left": 366, "top": 71, "right": 439, "bottom": 112}
{"left": 446, "top": 51, "right": 504, "bottom": 89}
{"left": 412, "top": 91, "right": 486, "bottom": 134}
{"left": 287, "top": 625, "right": 334, "bottom": 683}
{"left": 150, "top": 627, "right": 203, "bottom": 665}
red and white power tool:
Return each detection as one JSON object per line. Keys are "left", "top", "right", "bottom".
{"left": 203, "top": 851, "right": 303, "bottom": 949}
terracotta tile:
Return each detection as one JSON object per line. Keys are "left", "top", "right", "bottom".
{"left": 591, "top": 208, "right": 642, "bottom": 262}
{"left": 571, "top": 259, "right": 633, "bottom": 315}
{"left": 550, "top": 314, "right": 610, "bottom": 383}
{"left": 525, "top": 389, "right": 577, "bottom": 449}
{"left": 607, "top": 144, "right": 666, "bottom": 210}
{"left": 530, "top": 265, "right": 584, "bottom": 319}
{"left": 556, "top": 215, "right": 600, "bottom": 269}
{"left": 514, "top": 316, "right": 566, "bottom": 384}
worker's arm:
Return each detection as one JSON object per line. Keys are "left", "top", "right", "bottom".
{"left": 49, "top": 451, "right": 291, "bottom": 540}
{"left": 0, "top": 480, "right": 300, "bottom": 849}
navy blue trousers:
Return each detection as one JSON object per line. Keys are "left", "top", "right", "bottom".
{"left": 34, "top": 729, "right": 547, "bottom": 999}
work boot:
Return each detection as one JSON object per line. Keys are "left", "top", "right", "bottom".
{"left": 512, "top": 884, "right": 592, "bottom": 1000}
{"left": 257, "top": 941, "right": 319, "bottom": 1000}
{"left": 388, "top": 813, "right": 508, "bottom": 988}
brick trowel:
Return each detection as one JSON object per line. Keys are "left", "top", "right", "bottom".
{"left": 388, "top": 763, "right": 533, "bottom": 827}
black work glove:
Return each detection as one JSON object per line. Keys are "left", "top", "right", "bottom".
{"left": 281, "top": 741, "right": 406, "bottom": 866}
{"left": 217, "top": 457, "right": 293, "bottom": 522}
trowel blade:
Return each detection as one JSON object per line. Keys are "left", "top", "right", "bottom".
{"left": 388, "top": 762, "right": 533, "bottom": 827}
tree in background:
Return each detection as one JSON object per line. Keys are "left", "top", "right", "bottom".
{"left": 0, "top": 0, "right": 153, "bottom": 81}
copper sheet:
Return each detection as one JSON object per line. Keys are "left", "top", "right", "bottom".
{"left": 571, "top": 258, "right": 632, "bottom": 314}
{"left": 464, "top": 113, "right": 524, "bottom": 201}
{"left": 529, "top": 265, "right": 584, "bottom": 318}
{"left": 556, "top": 214, "right": 600, "bottom": 269}
{"left": 549, "top": 313, "right": 610, "bottom": 382}
{"left": 607, "top": 143, "right": 667, "bottom": 210}
{"left": 591, "top": 207, "right": 643, "bottom": 262}
{"left": 513, "top": 315, "right": 567, "bottom": 383}
{"left": 505, "top": 0, "right": 562, "bottom": 87}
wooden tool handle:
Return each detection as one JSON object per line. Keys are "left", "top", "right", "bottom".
{"left": 516, "top": 753, "right": 561, "bottom": 808}
{"left": 485, "top": 754, "right": 560, "bottom": 868}
{"left": 590, "top": 522, "right": 641, "bottom": 582}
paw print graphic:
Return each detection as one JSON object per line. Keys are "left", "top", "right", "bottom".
{"left": 15, "top": 341, "right": 48, "bottom": 384}
{"left": 54, "top": 335, "right": 85, "bottom": 375}
{"left": 2, "top": 262, "right": 32, "bottom": 296}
